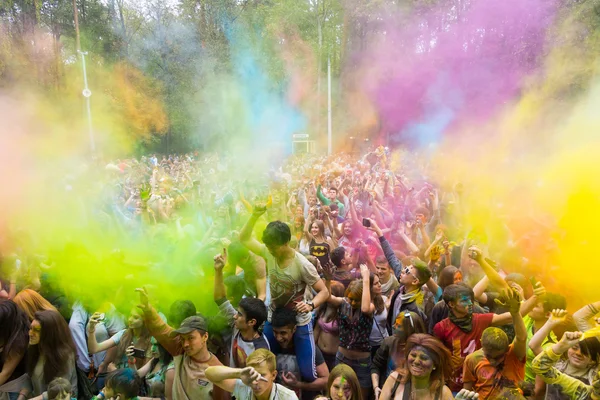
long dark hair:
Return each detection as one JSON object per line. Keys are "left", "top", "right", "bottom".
{"left": 27, "top": 310, "right": 76, "bottom": 384}
{"left": 370, "top": 273, "right": 385, "bottom": 315}
{"left": 149, "top": 341, "right": 174, "bottom": 372}
{"left": 0, "top": 299, "right": 30, "bottom": 359}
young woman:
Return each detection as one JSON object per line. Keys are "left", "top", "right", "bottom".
{"left": 380, "top": 333, "right": 454, "bottom": 400}
{"left": 88, "top": 309, "right": 152, "bottom": 370}
{"left": 314, "top": 363, "right": 363, "bottom": 400}
{"left": 22, "top": 310, "right": 78, "bottom": 399}
{"left": 371, "top": 311, "right": 427, "bottom": 399}
{"left": 314, "top": 281, "right": 345, "bottom": 371}
{"left": 326, "top": 264, "right": 374, "bottom": 400}
{"left": 130, "top": 338, "right": 174, "bottom": 400}
{"left": 0, "top": 300, "right": 30, "bottom": 399}
{"left": 369, "top": 273, "right": 389, "bottom": 359}
{"left": 13, "top": 290, "right": 57, "bottom": 322}
{"left": 304, "top": 215, "right": 336, "bottom": 270}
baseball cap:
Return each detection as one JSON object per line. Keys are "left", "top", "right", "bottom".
{"left": 170, "top": 316, "right": 208, "bottom": 337}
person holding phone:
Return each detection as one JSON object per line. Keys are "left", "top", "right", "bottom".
{"left": 87, "top": 309, "right": 152, "bottom": 370}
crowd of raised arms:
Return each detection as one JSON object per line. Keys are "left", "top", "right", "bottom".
{"left": 1, "top": 148, "right": 600, "bottom": 400}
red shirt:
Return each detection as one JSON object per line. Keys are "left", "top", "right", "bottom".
{"left": 433, "top": 313, "right": 495, "bottom": 392}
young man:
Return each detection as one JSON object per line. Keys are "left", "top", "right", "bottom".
{"left": 205, "top": 349, "right": 299, "bottom": 400}
{"left": 375, "top": 255, "right": 399, "bottom": 298}
{"left": 330, "top": 246, "right": 360, "bottom": 289}
{"left": 270, "top": 307, "right": 329, "bottom": 399}
{"left": 316, "top": 184, "right": 345, "bottom": 216}
{"left": 226, "top": 241, "right": 268, "bottom": 301}
{"left": 433, "top": 284, "right": 537, "bottom": 393}
{"left": 463, "top": 289, "right": 527, "bottom": 399}
{"left": 523, "top": 292, "right": 565, "bottom": 384}
{"left": 137, "top": 288, "right": 230, "bottom": 400}
{"left": 240, "top": 207, "right": 329, "bottom": 383}
{"left": 213, "top": 250, "right": 270, "bottom": 368}
{"left": 364, "top": 219, "right": 434, "bottom": 330}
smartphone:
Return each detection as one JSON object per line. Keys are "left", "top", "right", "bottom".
{"left": 362, "top": 218, "right": 371, "bottom": 228}
{"left": 132, "top": 348, "right": 146, "bottom": 359}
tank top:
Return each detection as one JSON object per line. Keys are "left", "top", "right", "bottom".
{"left": 309, "top": 238, "right": 332, "bottom": 269}
{"left": 390, "top": 378, "right": 442, "bottom": 400}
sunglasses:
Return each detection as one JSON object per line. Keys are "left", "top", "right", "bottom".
{"left": 402, "top": 267, "right": 418, "bottom": 281}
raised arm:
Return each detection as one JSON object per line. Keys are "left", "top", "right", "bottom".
{"left": 468, "top": 246, "right": 508, "bottom": 291}
{"left": 87, "top": 314, "right": 117, "bottom": 355}
{"left": 137, "top": 288, "right": 183, "bottom": 357}
{"left": 367, "top": 219, "right": 403, "bottom": 278}
{"left": 360, "top": 264, "right": 375, "bottom": 316}
{"left": 573, "top": 301, "right": 600, "bottom": 332}
{"left": 213, "top": 249, "right": 227, "bottom": 302}
{"left": 205, "top": 366, "right": 260, "bottom": 393}
{"left": 508, "top": 289, "right": 528, "bottom": 361}
{"left": 529, "top": 309, "right": 567, "bottom": 356}
{"left": 240, "top": 207, "right": 267, "bottom": 256}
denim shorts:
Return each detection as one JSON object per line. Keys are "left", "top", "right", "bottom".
{"left": 335, "top": 351, "right": 372, "bottom": 388}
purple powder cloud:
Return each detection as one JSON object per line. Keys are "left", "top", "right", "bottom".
{"left": 356, "top": 0, "right": 558, "bottom": 146}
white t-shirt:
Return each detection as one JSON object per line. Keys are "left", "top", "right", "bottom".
{"left": 259, "top": 245, "right": 320, "bottom": 326}
{"left": 233, "top": 380, "right": 298, "bottom": 400}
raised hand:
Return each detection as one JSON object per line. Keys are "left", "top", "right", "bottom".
{"left": 240, "top": 366, "right": 267, "bottom": 386}
{"left": 135, "top": 287, "right": 150, "bottom": 313}
{"left": 467, "top": 245, "right": 484, "bottom": 262}
{"left": 495, "top": 288, "right": 522, "bottom": 314}
{"left": 88, "top": 312, "right": 103, "bottom": 333}
{"left": 559, "top": 331, "right": 583, "bottom": 348}
{"left": 548, "top": 309, "right": 568, "bottom": 327}
{"left": 213, "top": 248, "right": 227, "bottom": 271}
{"left": 532, "top": 281, "right": 546, "bottom": 298}
{"left": 360, "top": 264, "right": 370, "bottom": 280}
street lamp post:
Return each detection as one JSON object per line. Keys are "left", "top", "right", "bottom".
{"left": 78, "top": 50, "right": 95, "bottom": 153}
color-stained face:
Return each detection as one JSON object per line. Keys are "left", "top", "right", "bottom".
{"left": 483, "top": 346, "right": 508, "bottom": 367}
{"left": 451, "top": 295, "right": 474, "bottom": 316}
{"left": 400, "top": 266, "right": 419, "bottom": 286}
{"left": 568, "top": 343, "right": 593, "bottom": 369}
{"left": 453, "top": 271, "right": 463, "bottom": 284}
{"left": 330, "top": 376, "right": 352, "bottom": 400}
{"left": 347, "top": 292, "right": 361, "bottom": 310}
{"left": 407, "top": 346, "right": 435, "bottom": 378}
{"left": 29, "top": 319, "right": 41, "bottom": 345}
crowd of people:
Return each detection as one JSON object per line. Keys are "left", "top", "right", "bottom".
{"left": 0, "top": 147, "right": 600, "bottom": 400}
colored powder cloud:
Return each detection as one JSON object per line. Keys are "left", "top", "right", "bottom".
{"left": 358, "top": 0, "right": 558, "bottom": 146}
